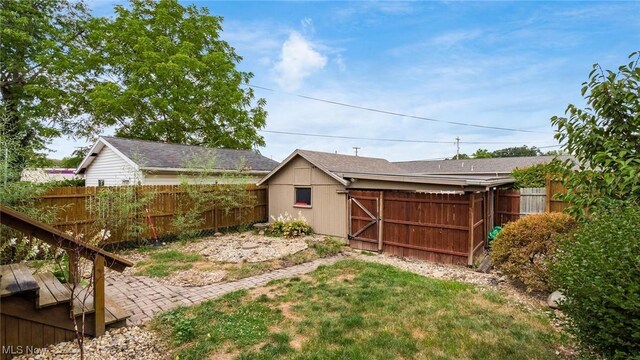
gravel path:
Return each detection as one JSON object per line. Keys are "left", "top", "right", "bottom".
{"left": 14, "top": 327, "right": 169, "bottom": 360}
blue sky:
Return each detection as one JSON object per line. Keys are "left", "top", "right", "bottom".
{"left": 50, "top": 1, "right": 640, "bottom": 162}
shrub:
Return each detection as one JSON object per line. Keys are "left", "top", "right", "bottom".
{"left": 511, "top": 162, "right": 556, "bottom": 189}
{"left": 491, "top": 212, "right": 576, "bottom": 293}
{"left": 267, "top": 212, "right": 313, "bottom": 238}
{"left": 550, "top": 206, "right": 640, "bottom": 359}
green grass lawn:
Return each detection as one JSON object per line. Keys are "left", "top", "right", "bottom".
{"left": 152, "top": 259, "right": 568, "bottom": 360}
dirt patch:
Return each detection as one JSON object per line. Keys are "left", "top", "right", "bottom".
{"left": 411, "top": 328, "right": 425, "bottom": 340}
{"left": 333, "top": 273, "right": 356, "bottom": 282}
{"left": 290, "top": 334, "right": 306, "bottom": 350}
{"left": 248, "top": 285, "right": 284, "bottom": 300}
{"left": 277, "top": 302, "right": 300, "bottom": 321}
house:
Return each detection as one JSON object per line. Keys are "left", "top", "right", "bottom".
{"left": 20, "top": 168, "right": 83, "bottom": 183}
{"left": 258, "top": 149, "right": 514, "bottom": 265}
{"left": 394, "top": 155, "right": 574, "bottom": 177}
{"left": 76, "top": 137, "right": 279, "bottom": 186}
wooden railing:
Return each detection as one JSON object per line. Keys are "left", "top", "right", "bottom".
{"left": 1, "top": 205, "right": 133, "bottom": 336}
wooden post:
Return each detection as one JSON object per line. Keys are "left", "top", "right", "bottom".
{"left": 93, "top": 255, "right": 105, "bottom": 337}
{"left": 468, "top": 193, "right": 475, "bottom": 266}
{"left": 378, "top": 191, "right": 384, "bottom": 252}
{"left": 545, "top": 175, "right": 551, "bottom": 212}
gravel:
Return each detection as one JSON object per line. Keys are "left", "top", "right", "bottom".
{"left": 13, "top": 326, "right": 169, "bottom": 360}
{"left": 180, "top": 232, "right": 318, "bottom": 263}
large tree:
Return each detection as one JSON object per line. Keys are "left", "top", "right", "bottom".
{"left": 88, "top": 0, "right": 267, "bottom": 149}
{"left": 551, "top": 51, "right": 640, "bottom": 213}
{"left": 490, "top": 145, "right": 541, "bottom": 158}
{"left": 0, "top": 0, "right": 94, "bottom": 169}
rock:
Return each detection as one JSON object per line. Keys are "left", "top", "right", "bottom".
{"left": 253, "top": 222, "right": 269, "bottom": 229}
{"left": 242, "top": 242, "right": 260, "bottom": 249}
{"left": 214, "top": 232, "right": 223, "bottom": 237}
{"left": 258, "top": 230, "right": 265, "bottom": 235}
{"left": 547, "top": 291, "right": 565, "bottom": 309}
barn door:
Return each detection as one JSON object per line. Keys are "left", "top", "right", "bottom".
{"left": 348, "top": 191, "right": 380, "bottom": 252}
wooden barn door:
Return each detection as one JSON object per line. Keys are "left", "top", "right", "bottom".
{"left": 348, "top": 190, "right": 380, "bottom": 252}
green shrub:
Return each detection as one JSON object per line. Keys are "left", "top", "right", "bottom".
{"left": 511, "top": 162, "right": 557, "bottom": 189}
{"left": 491, "top": 212, "right": 576, "bottom": 293}
{"left": 267, "top": 212, "right": 313, "bottom": 238}
{"left": 550, "top": 206, "right": 640, "bottom": 359}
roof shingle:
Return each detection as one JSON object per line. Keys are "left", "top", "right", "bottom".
{"left": 102, "top": 136, "right": 279, "bottom": 172}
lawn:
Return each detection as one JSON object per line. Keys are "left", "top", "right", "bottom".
{"left": 152, "top": 259, "right": 567, "bottom": 360}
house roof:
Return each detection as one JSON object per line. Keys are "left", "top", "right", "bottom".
{"left": 76, "top": 137, "right": 279, "bottom": 174}
{"left": 393, "top": 155, "right": 574, "bottom": 175}
{"left": 257, "top": 149, "right": 515, "bottom": 189}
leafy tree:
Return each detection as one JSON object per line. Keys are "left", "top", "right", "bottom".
{"left": 88, "top": 0, "right": 267, "bottom": 149}
{"left": 472, "top": 148, "right": 492, "bottom": 158}
{"left": 511, "top": 162, "right": 558, "bottom": 189}
{"left": 491, "top": 145, "right": 541, "bottom": 158}
{"left": 0, "top": 0, "right": 95, "bottom": 169}
{"left": 551, "top": 51, "right": 640, "bottom": 214}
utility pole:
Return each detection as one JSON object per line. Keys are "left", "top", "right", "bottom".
{"left": 454, "top": 137, "right": 461, "bottom": 160}
{"left": 353, "top": 147, "right": 360, "bottom": 156}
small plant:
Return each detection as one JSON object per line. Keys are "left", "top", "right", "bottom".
{"left": 491, "top": 212, "right": 576, "bottom": 293}
{"left": 550, "top": 206, "right": 640, "bottom": 359}
{"left": 267, "top": 212, "right": 313, "bottom": 238}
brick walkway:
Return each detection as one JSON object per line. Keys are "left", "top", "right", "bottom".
{"left": 106, "top": 256, "right": 343, "bottom": 325}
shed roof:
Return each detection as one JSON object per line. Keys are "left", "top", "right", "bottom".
{"left": 257, "top": 149, "right": 515, "bottom": 189}
{"left": 77, "top": 137, "right": 279, "bottom": 174}
{"left": 393, "top": 155, "right": 574, "bottom": 175}
{"left": 298, "top": 150, "right": 406, "bottom": 175}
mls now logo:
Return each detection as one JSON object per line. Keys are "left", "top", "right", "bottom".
{"left": 2, "top": 345, "right": 48, "bottom": 355}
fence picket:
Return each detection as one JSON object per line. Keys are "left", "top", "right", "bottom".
{"left": 33, "top": 185, "right": 268, "bottom": 244}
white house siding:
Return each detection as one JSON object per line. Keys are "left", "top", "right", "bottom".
{"left": 141, "top": 173, "right": 263, "bottom": 185}
{"left": 84, "top": 146, "right": 140, "bottom": 186}
{"left": 266, "top": 156, "right": 347, "bottom": 238}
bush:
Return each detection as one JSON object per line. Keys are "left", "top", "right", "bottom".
{"left": 511, "top": 162, "right": 556, "bottom": 189}
{"left": 550, "top": 206, "right": 640, "bottom": 359}
{"left": 267, "top": 212, "right": 313, "bottom": 238}
{"left": 491, "top": 212, "right": 576, "bottom": 293}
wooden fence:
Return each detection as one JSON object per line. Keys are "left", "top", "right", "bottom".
{"left": 348, "top": 190, "right": 486, "bottom": 266}
{"left": 546, "top": 177, "right": 570, "bottom": 212}
{"left": 33, "top": 185, "right": 268, "bottom": 244}
{"left": 495, "top": 180, "right": 571, "bottom": 227}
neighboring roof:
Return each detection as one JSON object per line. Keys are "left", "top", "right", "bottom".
{"left": 298, "top": 150, "right": 406, "bottom": 175}
{"left": 76, "top": 137, "right": 279, "bottom": 174}
{"left": 257, "top": 149, "right": 515, "bottom": 188}
{"left": 393, "top": 155, "right": 575, "bottom": 175}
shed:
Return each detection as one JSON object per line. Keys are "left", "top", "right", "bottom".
{"left": 258, "top": 149, "right": 514, "bottom": 265}
{"left": 76, "top": 137, "right": 279, "bottom": 186}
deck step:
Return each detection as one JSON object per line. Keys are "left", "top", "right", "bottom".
{"left": 71, "top": 284, "right": 130, "bottom": 325}
{"left": 1, "top": 263, "right": 39, "bottom": 297}
{"left": 34, "top": 272, "right": 72, "bottom": 308}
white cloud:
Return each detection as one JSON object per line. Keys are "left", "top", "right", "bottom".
{"left": 273, "top": 32, "right": 328, "bottom": 91}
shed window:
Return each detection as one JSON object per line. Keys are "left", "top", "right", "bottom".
{"left": 294, "top": 187, "right": 312, "bottom": 207}
{"left": 98, "top": 179, "right": 105, "bottom": 187}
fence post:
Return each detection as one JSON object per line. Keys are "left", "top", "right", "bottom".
{"left": 545, "top": 175, "right": 551, "bottom": 212}
{"left": 378, "top": 191, "right": 384, "bottom": 252}
{"left": 468, "top": 193, "right": 475, "bottom": 266}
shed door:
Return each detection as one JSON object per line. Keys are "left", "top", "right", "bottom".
{"left": 348, "top": 190, "right": 380, "bottom": 252}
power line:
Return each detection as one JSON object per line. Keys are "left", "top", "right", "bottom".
{"left": 247, "top": 84, "right": 552, "bottom": 134}
{"left": 259, "top": 129, "right": 561, "bottom": 146}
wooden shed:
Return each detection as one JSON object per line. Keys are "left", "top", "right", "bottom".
{"left": 258, "top": 150, "right": 515, "bottom": 265}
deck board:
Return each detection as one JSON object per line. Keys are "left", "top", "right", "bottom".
{"left": 9, "top": 263, "right": 39, "bottom": 293}
{"left": 34, "top": 273, "right": 65, "bottom": 307}
{"left": 1, "top": 264, "right": 20, "bottom": 296}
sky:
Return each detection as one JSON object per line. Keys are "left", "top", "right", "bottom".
{"left": 49, "top": 0, "right": 640, "bottom": 162}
